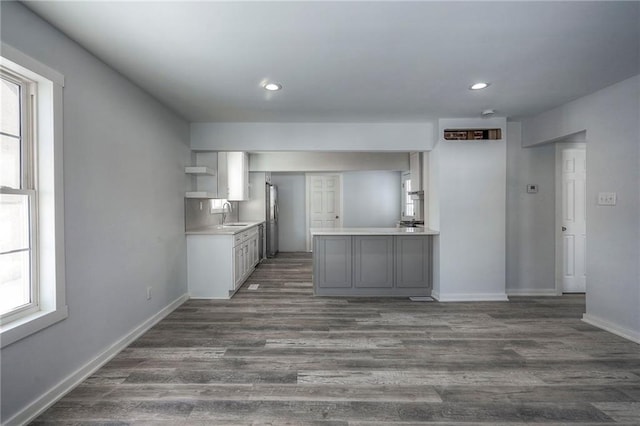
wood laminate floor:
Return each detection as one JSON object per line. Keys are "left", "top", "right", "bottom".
{"left": 34, "top": 253, "right": 640, "bottom": 425}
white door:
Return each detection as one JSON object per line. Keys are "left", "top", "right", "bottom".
{"left": 560, "top": 148, "right": 586, "bottom": 293}
{"left": 306, "top": 174, "right": 342, "bottom": 251}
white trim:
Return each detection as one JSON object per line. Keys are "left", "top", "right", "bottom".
{"left": 582, "top": 314, "right": 640, "bottom": 345}
{"left": 1, "top": 42, "right": 64, "bottom": 86}
{"left": 432, "top": 292, "right": 509, "bottom": 302}
{"left": 189, "top": 296, "right": 230, "bottom": 300}
{"left": 0, "top": 305, "right": 68, "bottom": 348}
{"left": 507, "top": 289, "right": 560, "bottom": 297}
{"left": 3, "top": 293, "right": 189, "bottom": 426}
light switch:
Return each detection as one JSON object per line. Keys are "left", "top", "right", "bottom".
{"left": 597, "top": 192, "right": 617, "bottom": 206}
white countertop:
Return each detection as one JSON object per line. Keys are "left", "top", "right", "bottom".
{"left": 186, "top": 220, "right": 265, "bottom": 235}
{"left": 310, "top": 227, "right": 439, "bottom": 236}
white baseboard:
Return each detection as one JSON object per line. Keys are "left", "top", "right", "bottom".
{"left": 432, "top": 292, "right": 509, "bottom": 302}
{"left": 189, "top": 296, "right": 230, "bottom": 300}
{"left": 5, "top": 293, "right": 189, "bottom": 426}
{"left": 507, "top": 288, "right": 559, "bottom": 296}
{"left": 582, "top": 313, "right": 640, "bottom": 344}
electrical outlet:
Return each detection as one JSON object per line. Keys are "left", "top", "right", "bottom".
{"left": 597, "top": 192, "right": 617, "bottom": 206}
{"left": 146, "top": 287, "right": 152, "bottom": 300}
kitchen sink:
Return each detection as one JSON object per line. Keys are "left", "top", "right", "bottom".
{"left": 223, "top": 223, "right": 249, "bottom": 227}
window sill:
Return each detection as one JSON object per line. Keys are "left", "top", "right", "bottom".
{"left": 0, "top": 305, "right": 68, "bottom": 348}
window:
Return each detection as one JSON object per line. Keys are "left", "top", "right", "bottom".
{"left": 401, "top": 172, "right": 415, "bottom": 219}
{"left": 0, "top": 43, "right": 67, "bottom": 348}
{"left": 1, "top": 69, "right": 38, "bottom": 322}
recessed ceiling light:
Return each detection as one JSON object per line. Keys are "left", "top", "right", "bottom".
{"left": 481, "top": 109, "right": 496, "bottom": 117}
{"left": 470, "top": 82, "right": 490, "bottom": 90}
{"left": 263, "top": 82, "right": 282, "bottom": 91}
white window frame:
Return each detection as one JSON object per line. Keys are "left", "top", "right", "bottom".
{"left": 401, "top": 172, "right": 415, "bottom": 220}
{"left": 1, "top": 68, "right": 40, "bottom": 323}
{"left": 0, "top": 43, "right": 67, "bottom": 348}
{"left": 0, "top": 188, "right": 39, "bottom": 322}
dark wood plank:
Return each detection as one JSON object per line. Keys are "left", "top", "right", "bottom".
{"left": 33, "top": 253, "right": 640, "bottom": 424}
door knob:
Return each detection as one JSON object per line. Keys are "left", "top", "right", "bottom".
{"left": 335, "top": 215, "right": 339, "bottom": 219}
{"left": 562, "top": 226, "right": 567, "bottom": 231}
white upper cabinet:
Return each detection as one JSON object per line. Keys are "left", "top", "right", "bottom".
{"left": 216, "top": 152, "right": 229, "bottom": 199}
{"left": 226, "top": 152, "right": 249, "bottom": 201}
{"left": 409, "top": 152, "right": 423, "bottom": 191}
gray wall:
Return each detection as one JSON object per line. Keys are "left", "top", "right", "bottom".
{"left": 522, "top": 75, "right": 640, "bottom": 341}
{"left": 272, "top": 171, "right": 402, "bottom": 252}
{"left": 430, "top": 117, "right": 507, "bottom": 301}
{"left": 192, "top": 122, "right": 436, "bottom": 151}
{"left": 505, "top": 122, "right": 556, "bottom": 295}
{"left": 1, "top": 3, "right": 191, "bottom": 422}
{"left": 185, "top": 199, "right": 239, "bottom": 230}
{"left": 271, "top": 173, "right": 306, "bottom": 251}
{"left": 250, "top": 152, "right": 409, "bottom": 172}
{"left": 343, "top": 171, "right": 401, "bottom": 227}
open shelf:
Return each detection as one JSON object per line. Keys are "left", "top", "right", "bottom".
{"left": 185, "top": 191, "right": 217, "bottom": 199}
{"left": 185, "top": 166, "right": 215, "bottom": 175}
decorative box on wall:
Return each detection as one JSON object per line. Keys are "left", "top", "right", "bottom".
{"left": 444, "top": 128, "right": 502, "bottom": 141}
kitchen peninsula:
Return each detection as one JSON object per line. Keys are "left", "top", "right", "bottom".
{"left": 311, "top": 227, "right": 439, "bottom": 297}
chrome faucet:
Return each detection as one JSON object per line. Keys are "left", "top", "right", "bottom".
{"left": 221, "top": 201, "right": 232, "bottom": 225}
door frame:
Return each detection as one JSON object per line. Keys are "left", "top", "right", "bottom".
{"left": 555, "top": 142, "right": 587, "bottom": 294}
{"left": 305, "top": 173, "right": 344, "bottom": 252}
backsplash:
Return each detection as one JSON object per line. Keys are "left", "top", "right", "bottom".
{"left": 185, "top": 199, "right": 239, "bottom": 230}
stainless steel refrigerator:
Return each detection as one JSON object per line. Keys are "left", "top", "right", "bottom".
{"left": 265, "top": 183, "right": 279, "bottom": 257}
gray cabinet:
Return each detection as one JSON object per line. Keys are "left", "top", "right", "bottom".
{"left": 314, "top": 236, "right": 352, "bottom": 289}
{"left": 233, "top": 226, "right": 259, "bottom": 291}
{"left": 354, "top": 236, "right": 394, "bottom": 288}
{"left": 395, "top": 235, "right": 431, "bottom": 289}
{"left": 313, "top": 234, "right": 432, "bottom": 297}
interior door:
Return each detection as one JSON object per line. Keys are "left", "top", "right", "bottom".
{"left": 306, "top": 174, "right": 342, "bottom": 251}
{"left": 560, "top": 148, "right": 586, "bottom": 293}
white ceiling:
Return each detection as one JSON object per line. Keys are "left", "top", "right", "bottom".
{"left": 23, "top": 1, "right": 640, "bottom": 122}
